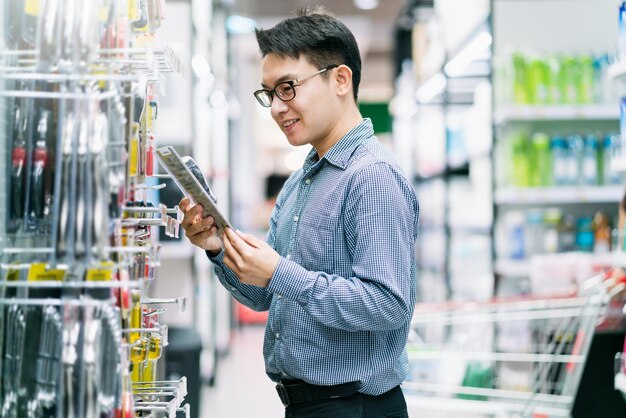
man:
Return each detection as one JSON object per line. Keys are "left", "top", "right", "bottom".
{"left": 180, "top": 7, "right": 419, "bottom": 418}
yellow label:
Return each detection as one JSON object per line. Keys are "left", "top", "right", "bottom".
{"left": 25, "top": 0, "right": 41, "bottom": 16}
{"left": 91, "top": 69, "right": 109, "bottom": 90}
{"left": 28, "top": 263, "right": 65, "bottom": 282}
{"left": 99, "top": 6, "right": 109, "bottom": 23}
{"left": 6, "top": 269, "right": 20, "bottom": 282}
{"left": 86, "top": 262, "right": 114, "bottom": 282}
{"left": 128, "top": 0, "right": 140, "bottom": 21}
{"left": 129, "top": 137, "right": 139, "bottom": 176}
{"left": 146, "top": 102, "right": 154, "bottom": 130}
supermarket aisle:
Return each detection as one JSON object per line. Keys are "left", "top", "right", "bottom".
{"left": 200, "top": 326, "right": 283, "bottom": 418}
{"left": 198, "top": 326, "right": 486, "bottom": 418}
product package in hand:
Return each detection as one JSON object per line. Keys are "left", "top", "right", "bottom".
{"left": 155, "top": 146, "right": 232, "bottom": 238}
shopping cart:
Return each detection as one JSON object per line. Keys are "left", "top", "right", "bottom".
{"left": 404, "top": 273, "right": 625, "bottom": 418}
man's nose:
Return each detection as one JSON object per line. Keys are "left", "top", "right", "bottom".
{"left": 271, "top": 96, "right": 288, "bottom": 116}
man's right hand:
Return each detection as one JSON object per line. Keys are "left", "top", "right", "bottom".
{"left": 179, "top": 197, "right": 223, "bottom": 255}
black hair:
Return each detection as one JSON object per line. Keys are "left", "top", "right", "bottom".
{"left": 255, "top": 7, "right": 362, "bottom": 102}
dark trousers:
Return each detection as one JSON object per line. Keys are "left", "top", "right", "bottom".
{"left": 284, "top": 385, "right": 408, "bottom": 418}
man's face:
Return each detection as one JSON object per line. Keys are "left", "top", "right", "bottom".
{"left": 260, "top": 54, "right": 336, "bottom": 149}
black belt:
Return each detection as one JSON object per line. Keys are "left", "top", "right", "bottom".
{"left": 275, "top": 379, "right": 359, "bottom": 407}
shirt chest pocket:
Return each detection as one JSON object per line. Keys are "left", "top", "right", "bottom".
{"left": 296, "top": 213, "right": 336, "bottom": 272}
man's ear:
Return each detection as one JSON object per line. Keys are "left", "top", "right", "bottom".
{"left": 334, "top": 65, "right": 353, "bottom": 98}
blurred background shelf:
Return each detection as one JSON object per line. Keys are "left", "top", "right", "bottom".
{"left": 608, "top": 59, "right": 626, "bottom": 79}
{"left": 494, "top": 186, "right": 625, "bottom": 205}
{"left": 494, "top": 105, "right": 619, "bottom": 123}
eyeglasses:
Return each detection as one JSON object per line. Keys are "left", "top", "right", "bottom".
{"left": 253, "top": 64, "right": 338, "bottom": 108}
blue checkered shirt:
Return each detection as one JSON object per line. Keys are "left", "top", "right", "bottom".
{"left": 209, "top": 119, "right": 419, "bottom": 395}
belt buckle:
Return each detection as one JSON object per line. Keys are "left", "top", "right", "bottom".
{"left": 275, "top": 382, "right": 290, "bottom": 407}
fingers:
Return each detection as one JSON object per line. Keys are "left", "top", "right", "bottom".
{"left": 184, "top": 215, "right": 216, "bottom": 239}
{"left": 235, "top": 230, "right": 262, "bottom": 249}
{"left": 225, "top": 228, "right": 244, "bottom": 247}
{"left": 190, "top": 226, "right": 218, "bottom": 244}
{"left": 223, "top": 231, "right": 243, "bottom": 270}
{"left": 181, "top": 203, "right": 207, "bottom": 229}
{"left": 178, "top": 197, "right": 190, "bottom": 211}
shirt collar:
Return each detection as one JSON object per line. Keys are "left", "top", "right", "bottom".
{"left": 303, "top": 118, "right": 374, "bottom": 172}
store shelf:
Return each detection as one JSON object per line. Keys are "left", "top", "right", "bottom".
{"left": 496, "top": 252, "right": 626, "bottom": 277}
{"left": 592, "top": 252, "right": 626, "bottom": 268}
{"left": 610, "top": 156, "right": 626, "bottom": 173}
{"left": 494, "top": 105, "right": 619, "bottom": 123}
{"left": 449, "top": 225, "right": 492, "bottom": 235}
{"left": 495, "top": 259, "right": 530, "bottom": 277}
{"left": 494, "top": 186, "right": 624, "bottom": 205}
{"left": 608, "top": 59, "right": 626, "bottom": 80}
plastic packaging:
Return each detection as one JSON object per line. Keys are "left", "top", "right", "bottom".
{"left": 593, "top": 212, "right": 611, "bottom": 253}
{"left": 511, "top": 132, "right": 530, "bottom": 186}
{"left": 593, "top": 53, "right": 611, "bottom": 104}
{"left": 512, "top": 52, "right": 529, "bottom": 104}
{"left": 558, "top": 214, "right": 576, "bottom": 252}
{"left": 531, "top": 132, "right": 552, "bottom": 186}
{"left": 527, "top": 58, "right": 548, "bottom": 104}
{"left": 567, "top": 134, "right": 584, "bottom": 185}
{"left": 560, "top": 56, "right": 578, "bottom": 104}
{"left": 545, "top": 55, "right": 561, "bottom": 104}
{"left": 551, "top": 136, "right": 568, "bottom": 186}
{"left": 505, "top": 211, "right": 526, "bottom": 259}
{"left": 543, "top": 208, "right": 562, "bottom": 254}
{"left": 602, "top": 134, "right": 621, "bottom": 185}
{"left": 525, "top": 210, "right": 544, "bottom": 258}
{"left": 581, "top": 134, "right": 598, "bottom": 185}
{"left": 576, "top": 217, "right": 595, "bottom": 252}
{"left": 577, "top": 55, "right": 594, "bottom": 104}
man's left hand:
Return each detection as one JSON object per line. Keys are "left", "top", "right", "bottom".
{"left": 223, "top": 228, "right": 281, "bottom": 288}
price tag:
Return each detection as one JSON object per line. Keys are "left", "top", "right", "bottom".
{"left": 99, "top": 6, "right": 109, "bottom": 22}
{"left": 86, "top": 262, "right": 115, "bottom": 282}
{"left": 6, "top": 266, "right": 20, "bottom": 282}
{"left": 28, "top": 263, "right": 65, "bottom": 282}
{"left": 25, "top": 0, "right": 41, "bottom": 16}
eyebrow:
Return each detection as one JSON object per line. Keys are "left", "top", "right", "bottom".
{"left": 261, "top": 73, "right": 297, "bottom": 89}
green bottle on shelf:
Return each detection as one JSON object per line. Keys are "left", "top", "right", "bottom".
{"left": 511, "top": 132, "right": 530, "bottom": 187}
{"left": 559, "top": 56, "right": 578, "bottom": 105}
{"left": 531, "top": 132, "right": 552, "bottom": 186}
{"left": 577, "top": 55, "right": 595, "bottom": 104}
{"left": 545, "top": 55, "right": 561, "bottom": 104}
{"left": 512, "top": 52, "right": 529, "bottom": 104}
{"left": 528, "top": 58, "right": 548, "bottom": 104}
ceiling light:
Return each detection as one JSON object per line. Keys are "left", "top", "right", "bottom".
{"left": 444, "top": 31, "right": 492, "bottom": 76}
{"left": 191, "top": 54, "right": 212, "bottom": 79}
{"left": 415, "top": 73, "right": 446, "bottom": 104}
{"left": 226, "top": 15, "right": 257, "bottom": 35}
{"left": 354, "top": 0, "right": 379, "bottom": 10}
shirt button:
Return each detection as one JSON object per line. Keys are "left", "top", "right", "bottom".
{"left": 305, "top": 178, "right": 311, "bottom": 185}
{"left": 286, "top": 254, "right": 291, "bottom": 260}
{"left": 230, "top": 287, "right": 236, "bottom": 291}
{"left": 277, "top": 295, "right": 282, "bottom": 299}
{"left": 276, "top": 333, "right": 280, "bottom": 339}
{"left": 293, "top": 215, "right": 299, "bottom": 222}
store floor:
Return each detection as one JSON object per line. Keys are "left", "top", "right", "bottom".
{"left": 199, "top": 325, "right": 488, "bottom": 418}
{"left": 200, "top": 325, "right": 283, "bottom": 418}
